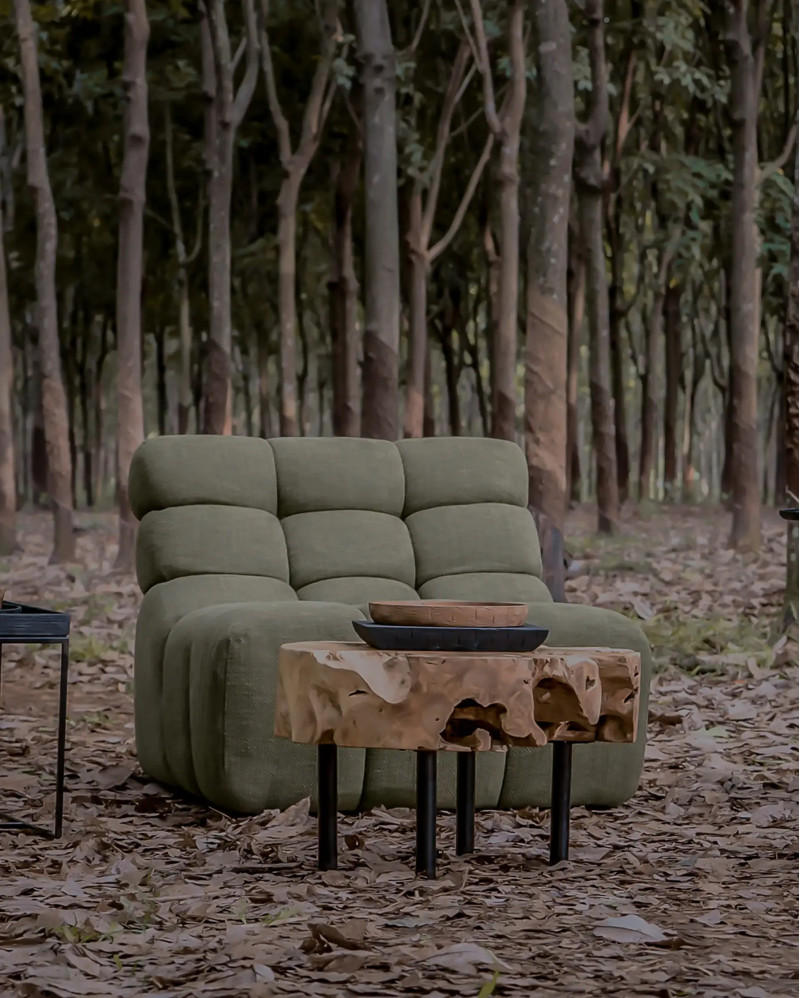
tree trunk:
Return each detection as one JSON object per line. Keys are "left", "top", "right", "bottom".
{"left": 256, "top": 319, "right": 272, "bottom": 438}
{"left": 608, "top": 274, "right": 630, "bottom": 501}
{"left": 14, "top": 0, "right": 74, "bottom": 561}
{"left": 154, "top": 328, "right": 167, "bottom": 435}
{"left": 115, "top": 0, "right": 149, "bottom": 570}
{"left": 525, "top": 0, "right": 573, "bottom": 600}
{"left": 0, "top": 166, "right": 15, "bottom": 554}
{"left": 355, "top": 0, "right": 400, "bottom": 440}
{"left": 489, "top": 0, "right": 526, "bottom": 443}
{"left": 277, "top": 183, "right": 299, "bottom": 436}
{"left": 567, "top": 231, "right": 585, "bottom": 504}
{"left": 575, "top": 0, "right": 618, "bottom": 534}
{"left": 782, "top": 210, "right": 798, "bottom": 629}
{"left": 330, "top": 132, "right": 361, "bottom": 437}
{"left": 726, "top": 0, "right": 761, "bottom": 550}
{"left": 663, "top": 283, "right": 682, "bottom": 498}
{"left": 201, "top": 0, "right": 258, "bottom": 435}
{"left": 404, "top": 188, "right": 428, "bottom": 438}
{"left": 177, "top": 278, "right": 192, "bottom": 433}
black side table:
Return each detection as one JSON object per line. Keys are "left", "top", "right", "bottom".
{"left": 0, "top": 601, "right": 70, "bottom": 838}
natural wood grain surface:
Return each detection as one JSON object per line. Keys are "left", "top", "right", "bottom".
{"left": 275, "top": 642, "right": 640, "bottom": 751}
{"left": 368, "top": 600, "right": 528, "bottom": 628}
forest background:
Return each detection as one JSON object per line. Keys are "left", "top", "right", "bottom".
{"left": 0, "top": 0, "right": 797, "bottom": 601}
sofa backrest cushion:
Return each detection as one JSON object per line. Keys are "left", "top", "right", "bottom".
{"left": 269, "top": 437, "right": 404, "bottom": 517}
{"left": 398, "top": 438, "right": 548, "bottom": 601}
{"left": 131, "top": 435, "right": 547, "bottom": 604}
{"left": 270, "top": 438, "right": 416, "bottom": 603}
{"left": 130, "top": 436, "right": 288, "bottom": 595}
{"left": 130, "top": 435, "right": 278, "bottom": 516}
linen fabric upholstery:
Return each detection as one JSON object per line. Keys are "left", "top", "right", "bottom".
{"left": 282, "top": 509, "right": 415, "bottom": 591}
{"left": 397, "top": 437, "right": 527, "bottom": 515}
{"left": 136, "top": 505, "right": 290, "bottom": 594}
{"left": 271, "top": 436, "right": 404, "bottom": 516}
{"left": 132, "top": 434, "right": 653, "bottom": 815}
{"left": 130, "top": 435, "right": 278, "bottom": 517}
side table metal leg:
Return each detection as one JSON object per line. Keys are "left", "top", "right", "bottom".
{"left": 549, "top": 741, "right": 572, "bottom": 865}
{"left": 317, "top": 744, "right": 338, "bottom": 871}
{"left": 53, "top": 640, "right": 69, "bottom": 839}
{"left": 416, "top": 750, "right": 437, "bottom": 878}
{"left": 456, "top": 751, "right": 475, "bottom": 855}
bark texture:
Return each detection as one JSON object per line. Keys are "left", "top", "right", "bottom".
{"left": 663, "top": 283, "right": 682, "bottom": 498}
{"left": 329, "top": 121, "right": 362, "bottom": 437}
{"left": 574, "top": 0, "right": 618, "bottom": 534}
{"left": 14, "top": 0, "right": 74, "bottom": 561}
{"left": 355, "top": 0, "right": 400, "bottom": 440}
{"left": 524, "top": 0, "right": 574, "bottom": 600}
{"left": 0, "top": 150, "right": 14, "bottom": 555}
{"left": 725, "top": 0, "right": 762, "bottom": 550}
{"left": 115, "top": 0, "right": 150, "bottom": 570}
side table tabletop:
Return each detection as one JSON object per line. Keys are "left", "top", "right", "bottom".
{"left": 0, "top": 601, "right": 70, "bottom": 838}
{"left": 276, "top": 641, "right": 640, "bottom": 878}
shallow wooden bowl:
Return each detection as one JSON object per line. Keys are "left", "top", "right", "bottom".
{"left": 368, "top": 600, "right": 528, "bottom": 628}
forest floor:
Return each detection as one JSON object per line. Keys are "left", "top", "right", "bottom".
{"left": 0, "top": 505, "right": 797, "bottom": 998}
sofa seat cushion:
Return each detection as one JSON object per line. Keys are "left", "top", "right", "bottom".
{"left": 134, "top": 574, "right": 297, "bottom": 784}
{"left": 282, "top": 509, "right": 416, "bottom": 591}
{"left": 499, "top": 602, "right": 652, "bottom": 808}
{"left": 161, "top": 601, "right": 368, "bottom": 814}
{"left": 418, "top": 571, "right": 552, "bottom": 604}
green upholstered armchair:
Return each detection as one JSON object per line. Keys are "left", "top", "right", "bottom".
{"left": 130, "top": 435, "right": 652, "bottom": 814}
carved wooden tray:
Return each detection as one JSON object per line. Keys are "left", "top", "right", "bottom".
{"left": 368, "top": 600, "right": 528, "bottom": 628}
{"left": 353, "top": 620, "right": 549, "bottom": 653}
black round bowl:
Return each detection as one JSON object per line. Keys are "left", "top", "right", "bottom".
{"left": 0, "top": 601, "right": 22, "bottom": 614}
{"left": 779, "top": 507, "right": 799, "bottom": 521}
{"left": 353, "top": 620, "right": 549, "bottom": 653}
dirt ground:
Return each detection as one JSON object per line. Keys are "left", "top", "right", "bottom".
{"left": 0, "top": 505, "right": 797, "bottom": 998}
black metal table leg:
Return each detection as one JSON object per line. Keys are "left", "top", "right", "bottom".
{"left": 317, "top": 743, "right": 338, "bottom": 871}
{"left": 416, "top": 749, "right": 437, "bottom": 878}
{"left": 53, "top": 640, "right": 69, "bottom": 838}
{"left": 549, "top": 741, "right": 572, "bottom": 865}
{"left": 456, "top": 751, "right": 475, "bottom": 855}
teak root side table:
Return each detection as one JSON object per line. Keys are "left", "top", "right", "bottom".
{"left": 276, "top": 641, "right": 641, "bottom": 878}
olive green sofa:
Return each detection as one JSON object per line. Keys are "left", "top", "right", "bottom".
{"left": 130, "top": 435, "right": 651, "bottom": 815}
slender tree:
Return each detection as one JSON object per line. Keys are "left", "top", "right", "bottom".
{"left": 403, "top": 38, "right": 493, "bottom": 438}
{"left": 524, "top": 0, "right": 574, "bottom": 599}
{"left": 201, "top": 0, "right": 258, "bottom": 435}
{"left": 0, "top": 109, "right": 14, "bottom": 555}
{"left": 260, "top": 0, "right": 339, "bottom": 437}
{"left": 165, "top": 106, "right": 203, "bottom": 435}
{"left": 355, "top": 0, "right": 400, "bottom": 440}
{"left": 14, "top": 0, "right": 74, "bottom": 561}
{"left": 725, "top": 0, "right": 764, "bottom": 548}
{"left": 329, "top": 103, "right": 362, "bottom": 437}
{"left": 470, "top": 0, "right": 526, "bottom": 442}
{"left": 574, "top": 0, "right": 618, "bottom": 533}
{"left": 115, "top": 0, "right": 150, "bottom": 570}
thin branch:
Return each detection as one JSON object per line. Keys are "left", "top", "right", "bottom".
{"left": 232, "top": 0, "right": 260, "bottom": 127}
{"left": 406, "top": 0, "right": 431, "bottom": 56}
{"left": 164, "top": 103, "right": 186, "bottom": 260}
{"left": 759, "top": 121, "right": 798, "bottom": 184}
{"left": 429, "top": 132, "right": 494, "bottom": 264}
{"left": 469, "top": 0, "right": 502, "bottom": 136}
{"left": 576, "top": 0, "right": 608, "bottom": 150}
{"left": 258, "top": 0, "right": 292, "bottom": 167}
{"left": 421, "top": 38, "right": 471, "bottom": 243}
{"left": 454, "top": 0, "right": 481, "bottom": 70}
{"left": 296, "top": 0, "right": 339, "bottom": 166}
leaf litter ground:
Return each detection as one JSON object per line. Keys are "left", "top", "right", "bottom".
{"left": 0, "top": 505, "right": 796, "bottom": 998}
